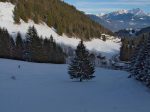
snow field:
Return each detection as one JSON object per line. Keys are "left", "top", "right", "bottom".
{"left": 0, "top": 59, "right": 150, "bottom": 112}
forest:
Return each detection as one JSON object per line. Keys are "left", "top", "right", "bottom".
{"left": 120, "top": 33, "right": 149, "bottom": 61}
{"left": 0, "top": 0, "right": 113, "bottom": 40}
{"left": 0, "top": 26, "right": 65, "bottom": 64}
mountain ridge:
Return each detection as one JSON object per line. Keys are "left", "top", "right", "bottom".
{"left": 103, "top": 8, "right": 147, "bottom": 17}
{"left": 88, "top": 8, "right": 150, "bottom": 32}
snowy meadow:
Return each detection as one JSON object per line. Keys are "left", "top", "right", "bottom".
{"left": 0, "top": 59, "right": 150, "bottom": 112}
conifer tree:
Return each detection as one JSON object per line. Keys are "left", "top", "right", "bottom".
{"left": 129, "top": 35, "right": 146, "bottom": 79}
{"left": 25, "top": 27, "right": 65, "bottom": 63}
{"left": 68, "top": 40, "right": 95, "bottom": 82}
{"left": 15, "top": 32, "right": 23, "bottom": 60}
{"left": 43, "top": 35, "right": 65, "bottom": 64}
{"left": 25, "top": 26, "right": 40, "bottom": 62}
{"left": 9, "top": 37, "right": 16, "bottom": 58}
{"left": 0, "top": 28, "right": 12, "bottom": 58}
{"left": 13, "top": 6, "right": 20, "bottom": 23}
{"left": 129, "top": 34, "right": 150, "bottom": 88}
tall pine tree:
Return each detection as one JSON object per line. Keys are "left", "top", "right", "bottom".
{"left": 15, "top": 32, "right": 23, "bottom": 60}
{"left": 68, "top": 40, "right": 95, "bottom": 82}
{"left": 25, "top": 26, "right": 42, "bottom": 62}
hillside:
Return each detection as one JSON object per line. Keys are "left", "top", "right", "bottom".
{"left": 115, "top": 26, "right": 150, "bottom": 38}
{"left": 0, "top": 0, "right": 112, "bottom": 39}
{"left": 119, "top": 31, "right": 150, "bottom": 61}
{"left": 0, "top": 2, "right": 121, "bottom": 59}
{"left": 136, "top": 27, "right": 150, "bottom": 36}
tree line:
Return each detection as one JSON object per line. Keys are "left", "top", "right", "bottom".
{"left": 119, "top": 35, "right": 145, "bottom": 61}
{"left": 0, "top": 0, "right": 113, "bottom": 40}
{"left": 119, "top": 27, "right": 150, "bottom": 61}
{"left": 0, "top": 26, "right": 65, "bottom": 64}
{"left": 129, "top": 33, "right": 150, "bottom": 88}
{"left": 120, "top": 38, "right": 135, "bottom": 61}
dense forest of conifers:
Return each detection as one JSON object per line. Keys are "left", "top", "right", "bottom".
{"left": 0, "top": 27, "right": 65, "bottom": 63}
{"left": 129, "top": 33, "right": 150, "bottom": 88}
{"left": 119, "top": 26, "right": 150, "bottom": 61}
{"left": 0, "top": 0, "right": 113, "bottom": 40}
{"left": 120, "top": 33, "right": 150, "bottom": 61}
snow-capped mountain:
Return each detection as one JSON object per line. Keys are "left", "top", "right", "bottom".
{"left": 109, "top": 8, "right": 146, "bottom": 16}
{"left": 96, "top": 13, "right": 105, "bottom": 17}
{"left": 128, "top": 8, "right": 146, "bottom": 16}
{"left": 108, "top": 9, "right": 128, "bottom": 16}
{"left": 104, "top": 8, "right": 147, "bottom": 18}
{"left": 0, "top": 2, "right": 120, "bottom": 59}
{"left": 88, "top": 8, "right": 150, "bottom": 32}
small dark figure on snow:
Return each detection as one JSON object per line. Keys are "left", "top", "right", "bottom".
{"left": 11, "top": 76, "right": 16, "bottom": 80}
{"left": 18, "top": 65, "right": 21, "bottom": 69}
{"left": 128, "top": 75, "right": 132, "bottom": 78}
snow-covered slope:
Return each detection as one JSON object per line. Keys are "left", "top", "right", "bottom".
{"left": 0, "top": 59, "right": 150, "bottom": 112}
{"left": 0, "top": 2, "right": 120, "bottom": 58}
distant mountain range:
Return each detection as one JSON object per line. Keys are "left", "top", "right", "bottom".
{"left": 115, "top": 26, "right": 150, "bottom": 38}
{"left": 88, "top": 8, "right": 150, "bottom": 32}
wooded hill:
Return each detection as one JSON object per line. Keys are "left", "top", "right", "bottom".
{"left": 0, "top": 0, "right": 113, "bottom": 40}
{"left": 120, "top": 33, "right": 150, "bottom": 61}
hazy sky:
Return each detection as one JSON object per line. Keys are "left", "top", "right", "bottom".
{"left": 64, "top": 0, "right": 150, "bottom": 14}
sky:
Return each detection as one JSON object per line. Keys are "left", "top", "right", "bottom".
{"left": 64, "top": 0, "right": 150, "bottom": 14}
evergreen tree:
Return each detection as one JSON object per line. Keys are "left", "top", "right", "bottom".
{"left": 43, "top": 35, "right": 65, "bottom": 63}
{"left": 68, "top": 40, "right": 95, "bottom": 82}
{"left": 129, "top": 35, "right": 146, "bottom": 79}
{"left": 25, "top": 26, "right": 65, "bottom": 63}
{"left": 13, "top": 6, "right": 20, "bottom": 23}
{"left": 0, "top": 28, "right": 12, "bottom": 58}
{"left": 0, "top": 26, "right": 65, "bottom": 64}
{"left": 15, "top": 32, "right": 23, "bottom": 60}
{"left": 129, "top": 33, "right": 150, "bottom": 88}
{"left": 43, "top": 38, "right": 51, "bottom": 62}
{"left": 9, "top": 37, "right": 16, "bottom": 58}
{"left": 25, "top": 26, "right": 41, "bottom": 62}
{"left": 120, "top": 38, "right": 135, "bottom": 61}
